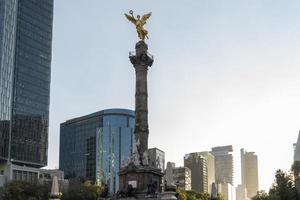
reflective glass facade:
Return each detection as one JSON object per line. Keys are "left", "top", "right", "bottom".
{"left": 60, "top": 109, "right": 135, "bottom": 194}
{"left": 0, "top": 0, "right": 18, "bottom": 160}
{"left": 211, "top": 145, "right": 234, "bottom": 185}
{"left": 0, "top": 0, "right": 17, "bottom": 121}
{"left": 0, "top": 0, "right": 54, "bottom": 167}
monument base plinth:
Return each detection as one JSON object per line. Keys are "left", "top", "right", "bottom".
{"left": 161, "top": 191, "right": 177, "bottom": 200}
{"left": 118, "top": 162, "right": 163, "bottom": 199}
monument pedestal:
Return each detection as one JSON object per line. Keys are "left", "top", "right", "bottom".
{"left": 119, "top": 162, "right": 163, "bottom": 199}
{"left": 161, "top": 191, "right": 177, "bottom": 200}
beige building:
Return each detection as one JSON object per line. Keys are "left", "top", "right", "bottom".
{"left": 184, "top": 153, "right": 208, "bottom": 193}
{"left": 173, "top": 167, "right": 192, "bottom": 191}
{"left": 148, "top": 148, "right": 165, "bottom": 172}
{"left": 198, "top": 151, "right": 215, "bottom": 193}
{"left": 211, "top": 145, "right": 234, "bottom": 185}
{"left": 236, "top": 184, "right": 249, "bottom": 200}
{"left": 218, "top": 182, "right": 235, "bottom": 200}
{"left": 241, "top": 148, "right": 259, "bottom": 199}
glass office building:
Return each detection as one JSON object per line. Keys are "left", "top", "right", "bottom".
{"left": 211, "top": 145, "right": 234, "bottom": 185}
{"left": 59, "top": 109, "right": 135, "bottom": 194}
{"left": 0, "top": 0, "right": 18, "bottom": 161}
{"left": 0, "top": 0, "right": 54, "bottom": 167}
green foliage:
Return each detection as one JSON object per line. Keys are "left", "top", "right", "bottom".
{"left": 61, "top": 180, "right": 103, "bottom": 200}
{"left": 252, "top": 191, "right": 270, "bottom": 200}
{"left": 177, "top": 189, "right": 226, "bottom": 200}
{"left": 177, "top": 188, "right": 187, "bottom": 200}
{"left": 0, "top": 181, "right": 49, "bottom": 200}
{"left": 185, "top": 190, "right": 210, "bottom": 200}
{"left": 252, "top": 169, "right": 299, "bottom": 200}
{"left": 270, "top": 170, "right": 298, "bottom": 200}
{"left": 217, "top": 193, "right": 226, "bottom": 200}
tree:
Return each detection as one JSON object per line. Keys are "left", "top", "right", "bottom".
{"left": 79, "top": 181, "right": 102, "bottom": 200}
{"left": 217, "top": 193, "right": 226, "bottom": 200}
{"left": 253, "top": 170, "right": 299, "bottom": 200}
{"left": 185, "top": 190, "right": 211, "bottom": 200}
{"left": 0, "top": 181, "right": 49, "bottom": 200}
{"left": 61, "top": 180, "right": 102, "bottom": 200}
{"left": 252, "top": 190, "right": 270, "bottom": 200}
{"left": 177, "top": 188, "right": 187, "bottom": 200}
{"left": 186, "top": 190, "right": 201, "bottom": 200}
{"left": 270, "top": 170, "right": 298, "bottom": 200}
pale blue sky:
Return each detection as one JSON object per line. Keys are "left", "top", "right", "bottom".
{"left": 49, "top": 0, "right": 300, "bottom": 191}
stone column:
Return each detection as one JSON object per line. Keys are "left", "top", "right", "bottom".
{"left": 118, "top": 41, "right": 163, "bottom": 199}
{"left": 130, "top": 41, "right": 153, "bottom": 158}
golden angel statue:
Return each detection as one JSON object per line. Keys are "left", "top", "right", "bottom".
{"left": 125, "top": 10, "right": 152, "bottom": 41}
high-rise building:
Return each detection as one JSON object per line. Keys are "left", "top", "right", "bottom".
{"left": 236, "top": 184, "right": 248, "bottom": 200}
{"left": 184, "top": 152, "right": 208, "bottom": 193}
{"left": 294, "top": 131, "right": 300, "bottom": 161}
{"left": 211, "top": 145, "right": 234, "bottom": 185}
{"left": 59, "top": 109, "right": 135, "bottom": 194}
{"left": 173, "top": 166, "right": 192, "bottom": 191}
{"left": 218, "top": 182, "right": 235, "bottom": 200}
{"left": 0, "top": 0, "right": 54, "bottom": 167}
{"left": 198, "top": 151, "right": 215, "bottom": 193}
{"left": 0, "top": 162, "right": 68, "bottom": 189}
{"left": 148, "top": 148, "right": 165, "bottom": 172}
{"left": 241, "top": 148, "right": 259, "bottom": 199}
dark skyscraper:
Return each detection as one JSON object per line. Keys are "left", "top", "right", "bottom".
{"left": 184, "top": 152, "right": 208, "bottom": 193}
{"left": 0, "top": 0, "right": 54, "bottom": 167}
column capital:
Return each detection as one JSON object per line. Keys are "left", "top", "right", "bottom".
{"left": 129, "top": 41, "right": 153, "bottom": 67}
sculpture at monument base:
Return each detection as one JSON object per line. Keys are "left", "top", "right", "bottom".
{"left": 211, "top": 183, "right": 218, "bottom": 200}
{"left": 49, "top": 176, "right": 62, "bottom": 200}
{"left": 118, "top": 159, "right": 163, "bottom": 199}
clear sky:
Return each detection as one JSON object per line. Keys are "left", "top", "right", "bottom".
{"left": 48, "top": 0, "right": 300, "bottom": 191}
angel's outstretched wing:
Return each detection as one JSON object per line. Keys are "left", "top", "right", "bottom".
{"left": 141, "top": 12, "right": 152, "bottom": 24}
{"left": 125, "top": 13, "right": 136, "bottom": 25}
